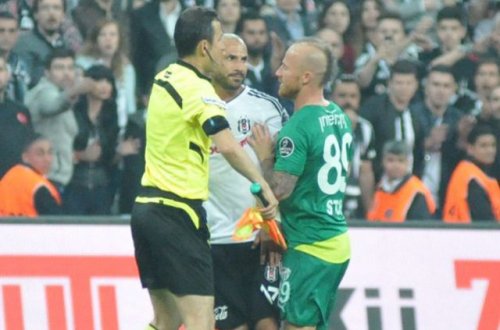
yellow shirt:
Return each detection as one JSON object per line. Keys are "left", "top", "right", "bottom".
{"left": 141, "top": 60, "right": 227, "bottom": 201}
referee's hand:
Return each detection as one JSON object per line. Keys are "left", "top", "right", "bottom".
{"left": 257, "top": 181, "right": 278, "bottom": 220}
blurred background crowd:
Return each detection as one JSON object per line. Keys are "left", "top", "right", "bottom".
{"left": 0, "top": 0, "right": 498, "bottom": 221}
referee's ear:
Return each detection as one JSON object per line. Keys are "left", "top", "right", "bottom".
{"left": 199, "top": 40, "right": 211, "bottom": 58}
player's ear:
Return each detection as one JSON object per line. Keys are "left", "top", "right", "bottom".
{"left": 302, "top": 71, "right": 313, "bottom": 85}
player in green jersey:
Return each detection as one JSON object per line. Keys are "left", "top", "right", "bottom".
{"left": 249, "top": 38, "right": 353, "bottom": 330}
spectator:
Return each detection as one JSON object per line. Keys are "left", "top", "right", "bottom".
{"left": 72, "top": 0, "right": 128, "bottom": 39}
{"left": 468, "top": 0, "right": 498, "bottom": 42}
{"left": 351, "top": 0, "right": 383, "bottom": 57}
{"left": 263, "top": 0, "right": 312, "bottom": 47}
{"left": 0, "top": 0, "right": 82, "bottom": 51}
{"left": 412, "top": 66, "right": 464, "bottom": 213}
{"left": 130, "top": 0, "right": 182, "bottom": 102}
{"left": 367, "top": 140, "right": 436, "bottom": 222}
{"left": 454, "top": 58, "right": 500, "bottom": 116}
{"left": 483, "top": 85, "right": 500, "bottom": 180}
{"left": 215, "top": 0, "right": 241, "bottom": 33}
{"left": 0, "top": 55, "right": 33, "bottom": 179}
{"left": 64, "top": 65, "right": 120, "bottom": 215}
{"left": 316, "top": 28, "right": 344, "bottom": 77}
{"left": 331, "top": 74, "right": 376, "bottom": 219}
{"left": 14, "top": 0, "right": 71, "bottom": 87}
{"left": 355, "top": 12, "right": 419, "bottom": 99}
{"left": 360, "top": 60, "right": 425, "bottom": 181}
{"left": 473, "top": 58, "right": 499, "bottom": 117}
{"left": 0, "top": 11, "right": 30, "bottom": 103}
{"left": 443, "top": 125, "right": 500, "bottom": 222}
{"left": 118, "top": 108, "right": 145, "bottom": 214}
{"left": 236, "top": 11, "right": 280, "bottom": 97}
{"left": 25, "top": 49, "right": 95, "bottom": 193}
{"left": 481, "top": 12, "right": 500, "bottom": 59}
{"left": 383, "top": 0, "right": 443, "bottom": 31}
{"left": 77, "top": 18, "right": 136, "bottom": 130}
{"left": 419, "top": 6, "right": 477, "bottom": 93}
{"left": 0, "top": 134, "right": 62, "bottom": 216}
{"left": 317, "top": 0, "right": 355, "bottom": 73}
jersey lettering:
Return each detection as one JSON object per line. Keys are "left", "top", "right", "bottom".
{"left": 317, "top": 133, "right": 352, "bottom": 195}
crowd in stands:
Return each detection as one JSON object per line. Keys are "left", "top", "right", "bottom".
{"left": 0, "top": 0, "right": 498, "bottom": 222}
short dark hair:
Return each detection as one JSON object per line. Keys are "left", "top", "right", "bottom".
{"left": 23, "top": 133, "right": 48, "bottom": 152}
{"left": 427, "top": 65, "right": 456, "bottom": 81}
{"left": 333, "top": 73, "right": 359, "bottom": 89}
{"left": 467, "top": 124, "right": 496, "bottom": 145}
{"left": 0, "top": 11, "right": 17, "bottom": 22}
{"left": 390, "top": 59, "right": 419, "bottom": 79}
{"left": 378, "top": 11, "right": 404, "bottom": 27}
{"left": 174, "top": 7, "right": 219, "bottom": 58}
{"left": 383, "top": 140, "right": 411, "bottom": 158}
{"left": 235, "top": 10, "right": 266, "bottom": 35}
{"left": 475, "top": 57, "right": 500, "bottom": 75}
{"left": 44, "top": 48, "right": 75, "bottom": 69}
{"left": 437, "top": 6, "right": 465, "bottom": 25}
{"left": 33, "top": 0, "right": 66, "bottom": 13}
{"left": 214, "top": 0, "right": 240, "bottom": 11}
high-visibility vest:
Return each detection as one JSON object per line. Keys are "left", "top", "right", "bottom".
{"left": 443, "top": 160, "right": 500, "bottom": 222}
{"left": 0, "top": 164, "right": 61, "bottom": 217}
{"left": 367, "top": 176, "right": 436, "bottom": 222}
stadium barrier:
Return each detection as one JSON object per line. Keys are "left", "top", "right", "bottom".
{"left": 0, "top": 217, "right": 498, "bottom": 330}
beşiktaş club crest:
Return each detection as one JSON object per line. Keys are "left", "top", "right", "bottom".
{"left": 237, "top": 115, "right": 251, "bottom": 134}
{"left": 265, "top": 265, "right": 278, "bottom": 282}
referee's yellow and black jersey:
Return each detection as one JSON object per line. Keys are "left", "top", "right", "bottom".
{"left": 139, "top": 60, "right": 227, "bottom": 203}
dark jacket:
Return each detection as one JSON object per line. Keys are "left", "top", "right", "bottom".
{"left": 360, "top": 94, "right": 425, "bottom": 181}
{"left": 0, "top": 99, "right": 33, "bottom": 179}
{"left": 71, "top": 97, "right": 119, "bottom": 188}
{"left": 130, "top": 0, "right": 180, "bottom": 97}
{"left": 411, "top": 102, "right": 465, "bottom": 210}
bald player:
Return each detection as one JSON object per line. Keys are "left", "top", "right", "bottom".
{"left": 249, "top": 38, "right": 354, "bottom": 330}
{"left": 206, "top": 34, "right": 287, "bottom": 330}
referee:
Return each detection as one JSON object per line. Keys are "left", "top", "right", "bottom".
{"left": 130, "top": 7, "right": 278, "bottom": 330}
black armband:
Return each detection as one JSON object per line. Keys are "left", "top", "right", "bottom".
{"left": 202, "top": 116, "right": 230, "bottom": 136}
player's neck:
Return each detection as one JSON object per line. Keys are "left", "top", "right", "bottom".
{"left": 294, "top": 87, "right": 328, "bottom": 112}
{"left": 214, "top": 84, "right": 244, "bottom": 102}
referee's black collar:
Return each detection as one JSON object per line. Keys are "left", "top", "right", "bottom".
{"left": 177, "top": 60, "right": 211, "bottom": 82}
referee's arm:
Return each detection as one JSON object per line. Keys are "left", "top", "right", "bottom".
{"left": 211, "top": 128, "right": 278, "bottom": 219}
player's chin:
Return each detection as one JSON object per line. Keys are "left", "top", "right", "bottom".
{"left": 278, "top": 86, "right": 293, "bottom": 99}
{"left": 230, "top": 77, "right": 244, "bottom": 85}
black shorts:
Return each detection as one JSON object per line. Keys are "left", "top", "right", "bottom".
{"left": 130, "top": 188, "right": 213, "bottom": 295}
{"left": 212, "top": 243, "right": 280, "bottom": 329}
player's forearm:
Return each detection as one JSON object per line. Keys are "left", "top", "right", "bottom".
{"left": 260, "top": 158, "right": 276, "bottom": 188}
{"left": 259, "top": 158, "right": 297, "bottom": 201}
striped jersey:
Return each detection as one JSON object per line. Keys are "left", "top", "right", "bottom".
{"left": 205, "top": 86, "right": 288, "bottom": 244}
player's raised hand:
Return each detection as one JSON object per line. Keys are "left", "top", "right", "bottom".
{"left": 248, "top": 123, "right": 274, "bottom": 162}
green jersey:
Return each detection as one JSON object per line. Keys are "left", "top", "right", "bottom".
{"left": 274, "top": 102, "right": 353, "bottom": 263}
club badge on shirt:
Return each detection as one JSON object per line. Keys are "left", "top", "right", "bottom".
{"left": 237, "top": 116, "right": 251, "bottom": 134}
{"left": 279, "top": 137, "right": 294, "bottom": 158}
